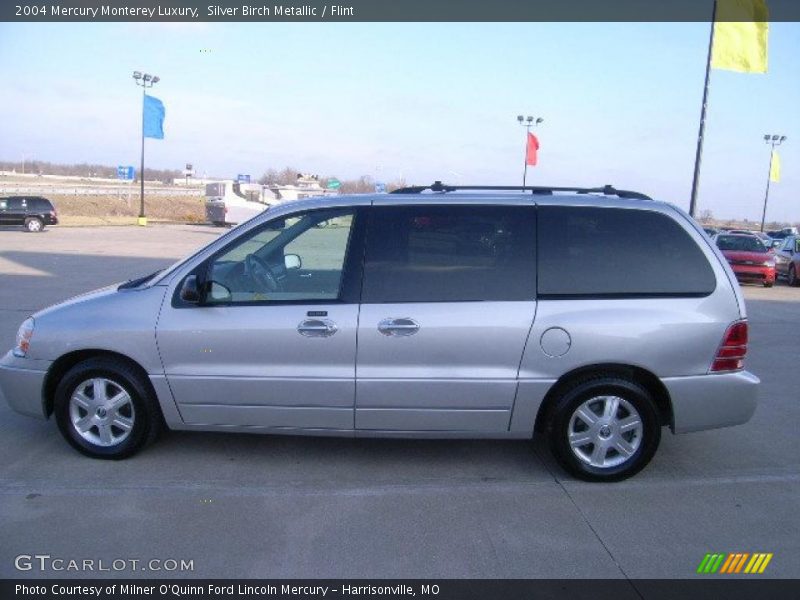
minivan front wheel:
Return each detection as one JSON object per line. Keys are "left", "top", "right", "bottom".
{"left": 54, "top": 358, "right": 162, "bottom": 459}
{"left": 548, "top": 377, "right": 661, "bottom": 482}
{"left": 25, "top": 217, "right": 44, "bottom": 232}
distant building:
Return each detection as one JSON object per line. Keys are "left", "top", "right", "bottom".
{"left": 264, "top": 174, "right": 338, "bottom": 202}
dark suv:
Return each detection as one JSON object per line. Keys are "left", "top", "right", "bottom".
{"left": 0, "top": 196, "right": 58, "bottom": 232}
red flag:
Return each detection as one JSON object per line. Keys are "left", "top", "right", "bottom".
{"left": 526, "top": 132, "right": 539, "bottom": 166}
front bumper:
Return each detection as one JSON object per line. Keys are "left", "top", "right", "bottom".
{"left": 731, "top": 264, "right": 775, "bottom": 284}
{"left": 663, "top": 370, "right": 759, "bottom": 434}
{"left": 0, "top": 351, "right": 50, "bottom": 419}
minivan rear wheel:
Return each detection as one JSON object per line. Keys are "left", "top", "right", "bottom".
{"left": 24, "top": 217, "right": 44, "bottom": 232}
{"left": 54, "top": 357, "right": 162, "bottom": 459}
{"left": 789, "top": 265, "right": 799, "bottom": 287}
{"left": 547, "top": 377, "right": 661, "bottom": 482}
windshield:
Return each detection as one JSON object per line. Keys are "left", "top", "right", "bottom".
{"left": 716, "top": 235, "right": 767, "bottom": 253}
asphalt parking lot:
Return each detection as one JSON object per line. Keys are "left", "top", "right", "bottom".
{"left": 0, "top": 224, "right": 798, "bottom": 580}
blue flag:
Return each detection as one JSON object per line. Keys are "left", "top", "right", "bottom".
{"left": 143, "top": 94, "right": 165, "bottom": 139}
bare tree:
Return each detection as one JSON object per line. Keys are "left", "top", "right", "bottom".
{"left": 698, "top": 209, "right": 714, "bottom": 223}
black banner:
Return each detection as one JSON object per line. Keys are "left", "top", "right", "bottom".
{"left": 4, "top": 0, "right": 800, "bottom": 23}
{"left": 3, "top": 580, "right": 800, "bottom": 600}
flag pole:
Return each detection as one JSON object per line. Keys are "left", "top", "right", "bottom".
{"left": 688, "top": 0, "right": 718, "bottom": 218}
{"left": 522, "top": 125, "right": 530, "bottom": 189}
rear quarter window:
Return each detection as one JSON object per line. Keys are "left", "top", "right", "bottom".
{"left": 29, "top": 198, "right": 52, "bottom": 210}
{"left": 538, "top": 206, "right": 716, "bottom": 297}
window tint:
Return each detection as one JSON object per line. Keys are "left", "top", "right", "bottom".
{"left": 29, "top": 198, "right": 52, "bottom": 210}
{"left": 7, "top": 198, "right": 25, "bottom": 210}
{"left": 362, "top": 205, "right": 536, "bottom": 303}
{"left": 538, "top": 206, "right": 716, "bottom": 297}
{"left": 208, "top": 208, "right": 355, "bottom": 303}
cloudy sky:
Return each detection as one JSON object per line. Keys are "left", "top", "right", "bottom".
{"left": 0, "top": 20, "right": 797, "bottom": 221}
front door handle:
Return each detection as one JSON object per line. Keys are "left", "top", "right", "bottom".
{"left": 297, "top": 318, "right": 338, "bottom": 337}
{"left": 378, "top": 317, "right": 420, "bottom": 337}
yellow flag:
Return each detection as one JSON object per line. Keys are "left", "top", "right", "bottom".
{"left": 711, "top": 0, "right": 769, "bottom": 73}
{"left": 770, "top": 151, "right": 780, "bottom": 182}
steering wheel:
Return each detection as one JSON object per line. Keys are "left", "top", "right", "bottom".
{"left": 244, "top": 254, "right": 282, "bottom": 292}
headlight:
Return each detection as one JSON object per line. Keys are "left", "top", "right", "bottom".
{"left": 764, "top": 260, "right": 775, "bottom": 267}
{"left": 13, "top": 317, "right": 34, "bottom": 358}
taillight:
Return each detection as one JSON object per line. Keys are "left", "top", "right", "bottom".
{"left": 710, "top": 320, "right": 748, "bottom": 372}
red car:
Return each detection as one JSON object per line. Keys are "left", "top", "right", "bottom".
{"left": 715, "top": 233, "right": 775, "bottom": 287}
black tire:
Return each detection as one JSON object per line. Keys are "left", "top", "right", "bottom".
{"left": 54, "top": 357, "right": 162, "bottom": 459}
{"left": 547, "top": 376, "right": 661, "bottom": 482}
{"left": 763, "top": 280, "right": 774, "bottom": 288}
{"left": 24, "top": 217, "right": 44, "bottom": 232}
{"left": 789, "top": 265, "right": 799, "bottom": 287}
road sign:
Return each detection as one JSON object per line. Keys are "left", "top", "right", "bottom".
{"left": 327, "top": 178, "right": 341, "bottom": 190}
{"left": 375, "top": 182, "right": 387, "bottom": 194}
{"left": 117, "top": 166, "right": 135, "bottom": 180}
{"left": 237, "top": 174, "right": 251, "bottom": 183}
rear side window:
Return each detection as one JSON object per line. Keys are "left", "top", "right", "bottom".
{"left": 7, "top": 198, "right": 25, "bottom": 210}
{"left": 29, "top": 198, "right": 52, "bottom": 210}
{"left": 362, "top": 205, "right": 536, "bottom": 303}
{"left": 538, "top": 206, "right": 716, "bottom": 297}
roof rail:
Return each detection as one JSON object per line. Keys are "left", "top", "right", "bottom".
{"left": 390, "top": 181, "right": 652, "bottom": 200}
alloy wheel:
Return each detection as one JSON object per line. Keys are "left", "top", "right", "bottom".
{"left": 567, "top": 395, "right": 643, "bottom": 468}
{"left": 68, "top": 378, "right": 136, "bottom": 447}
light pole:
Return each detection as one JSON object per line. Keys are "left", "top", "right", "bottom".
{"left": 517, "top": 114, "right": 543, "bottom": 188}
{"left": 760, "top": 134, "right": 787, "bottom": 232}
{"left": 132, "top": 71, "right": 160, "bottom": 226}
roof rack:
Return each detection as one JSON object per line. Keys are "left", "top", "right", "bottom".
{"left": 390, "top": 181, "right": 652, "bottom": 200}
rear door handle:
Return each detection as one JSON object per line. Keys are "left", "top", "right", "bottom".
{"left": 378, "top": 317, "right": 420, "bottom": 337}
{"left": 297, "top": 318, "right": 338, "bottom": 337}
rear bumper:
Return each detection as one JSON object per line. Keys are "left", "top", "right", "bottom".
{"left": 663, "top": 370, "right": 759, "bottom": 434}
{"left": 0, "top": 351, "right": 50, "bottom": 419}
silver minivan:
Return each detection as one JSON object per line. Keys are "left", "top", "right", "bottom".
{"left": 0, "top": 184, "right": 759, "bottom": 481}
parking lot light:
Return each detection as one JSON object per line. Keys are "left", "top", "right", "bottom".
{"left": 133, "top": 71, "right": 160, "bottom": 226}
{"left": 760, "top": 134, "right": 787, "bottom": 232}
{"left": 516, "top": 113, "right": 543, "bottom": 189}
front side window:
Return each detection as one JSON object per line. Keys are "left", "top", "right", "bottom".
{"left": 538, "top": 206, "right": 716, "bottom": 297}
{"left": 207, "top": 208, "right": 355, "bottom": 303}
{"left": 0, "top": 199, "right": 7, "bottom": 210}
{"left": 362, "top": 205, "right": 536, "bottom": 303}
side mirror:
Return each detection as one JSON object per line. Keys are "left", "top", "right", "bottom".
{"left": 180, "top": 275, "right": 201, "bottom": 303}
{"left": 284, "top": 253, "right": 302, "bottom": 270}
